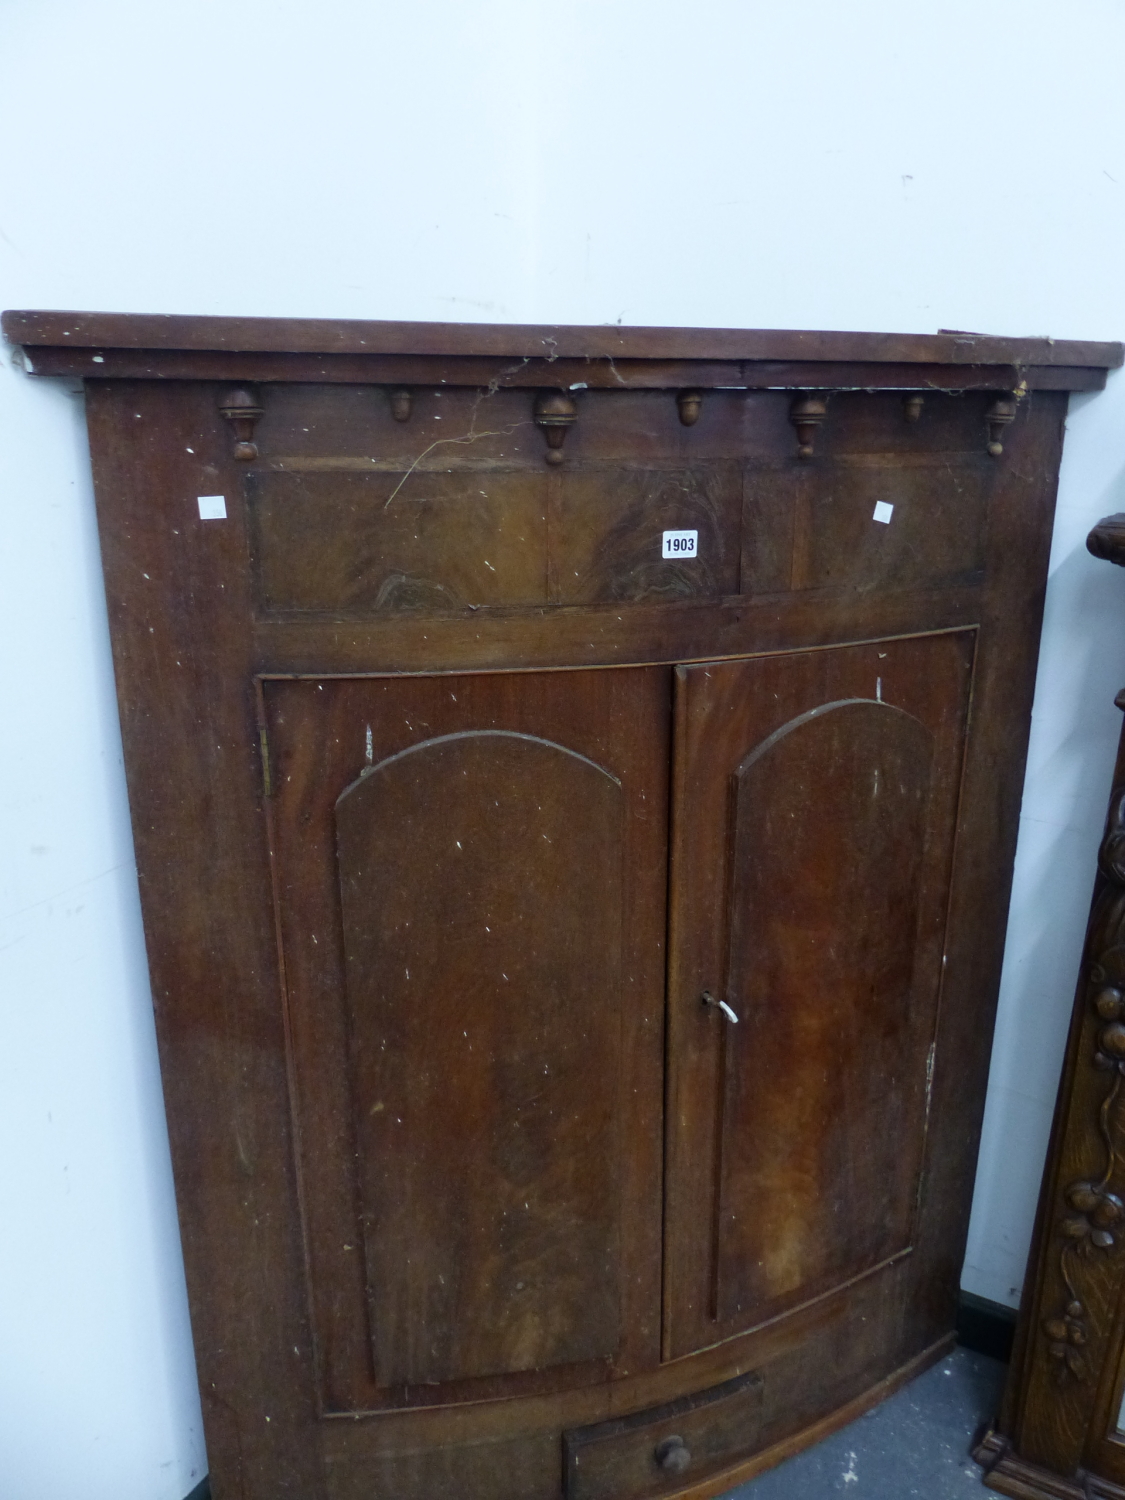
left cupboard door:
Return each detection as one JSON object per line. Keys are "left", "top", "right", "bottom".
{"left": 260, "top": 666, "right": 671, "bottom": 1414}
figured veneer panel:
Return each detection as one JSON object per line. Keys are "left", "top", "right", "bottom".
{"left": 739, "top": 465, "right": 804, "bottom": 595}
{"left": 248, "top": 468, "right": 548, "bottom": 614}
{"left": 663, "top": 631, "right": 975, "bottom": 1359}
{"left": 716, "top": 700, "right": 932, "bottom": 1321}
{"left": 264, "top": 666, "right": 669, "bottom": 1412}
{"left": 742, "top": 458, "right": 988, "bottom": 597}
{"left": 336, "top": 730, "right": 625, "bottom": 1386}
{"left": 551, "top": 465, "right": 741, "bottom": 604}
{"left": 801, "top": 460, "right": 989, "bottom": 591}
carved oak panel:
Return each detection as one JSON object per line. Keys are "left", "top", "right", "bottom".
{"left": 986, "top": 709, "right": 1125, "bottom": 1495}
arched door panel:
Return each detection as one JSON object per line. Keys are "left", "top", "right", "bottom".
{"left": 663, "top": 632, "right": 975, "bottom": 1359}
{"left": 337, "top": 731, "right": 625, "bottom": 1386}
{"left": 264, "top": 668, "right": 670, "bottom": 1411}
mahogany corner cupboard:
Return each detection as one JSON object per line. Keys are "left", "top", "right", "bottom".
{"left": 6, "top": 310, "right": 1120, "bottom": 1500}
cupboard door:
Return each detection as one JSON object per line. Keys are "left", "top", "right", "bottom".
{"left": 262, "top": 666, "right": 669, "bottom": 1411}
{"left": 663, "top": 632, "right": 975, "bottom": 1359}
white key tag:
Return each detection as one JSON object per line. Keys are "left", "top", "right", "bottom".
{"left": 662, "top": 529, "right": 698, "bottom": 559}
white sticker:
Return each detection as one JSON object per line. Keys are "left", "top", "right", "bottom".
{"left": 662, "top": 529, "right": 698, "bottom": 559}
{"left": 197, "top": 495, "right": 227, "bottom": 520}
{"left": 872, "top": 501, "right": 894, "bottom": 525}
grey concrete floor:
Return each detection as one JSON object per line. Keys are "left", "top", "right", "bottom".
{"left": 721, "top": 1347, "right": 1006, "bottom": 1499}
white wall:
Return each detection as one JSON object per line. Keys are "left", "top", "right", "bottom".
{"left": 2, "top": 3, "right": 1125, "bottom": 1495}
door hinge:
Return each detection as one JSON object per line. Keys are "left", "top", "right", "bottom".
{"left": 259, "top": 727, "right": 273, "bottom": 798}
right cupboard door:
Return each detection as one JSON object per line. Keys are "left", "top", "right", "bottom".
{"left": 662, "top": 631, "right": 976, "bottom": 1359}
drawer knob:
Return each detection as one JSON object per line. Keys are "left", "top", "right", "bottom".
{"left": 654, "top": 1435, "right": 691, "bottom": 1474}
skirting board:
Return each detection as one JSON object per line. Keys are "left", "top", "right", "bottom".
{"left": 958, "top": 1291, "right": 1017, "bottom": 1364}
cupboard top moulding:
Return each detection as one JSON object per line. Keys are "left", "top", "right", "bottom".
{"left": 5, "top": 309, "right": 1121, "bottom": 1500}
{"left": 3, "top": 308, "right": 1120, "bottom": 389}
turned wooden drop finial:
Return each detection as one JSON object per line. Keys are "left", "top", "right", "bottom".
{"left": 219, "top": 387, "right": 264, "bottom": 461}
{"left": 677, "top": 390, "right": 703, "bottom": 426}
{"left": 533, "top": 390, "right": 578, "bottom": 465}
{"left": 986, "top": 397, "right": 1017, "bottom": 457}
{"left": 789, "top": 394, "right": 828, "bottom": 460}
{"left": 903, "top": 394, "right": 925, "bottom": 423}
{"left": 389, "top": 388, "right": 412, "bottom": 422}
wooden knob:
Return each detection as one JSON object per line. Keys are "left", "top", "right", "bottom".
{"left": 654, "top": 1435, "right": 691, "bottom": 1474}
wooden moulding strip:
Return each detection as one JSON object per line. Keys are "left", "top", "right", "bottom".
{"left": 7, "top": 347, "right": 1116, "bottom": 392}
{"left": 2, "top": 310, "right": 1120, "bottom": 390}
{"left": 2, "top": 308, "right": 1122, "bottom": 367}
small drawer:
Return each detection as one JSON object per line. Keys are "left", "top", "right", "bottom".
{"left": 563, "top": 1368, "right": 764, "bottom": 1500}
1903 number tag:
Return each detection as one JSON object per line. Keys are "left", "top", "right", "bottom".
{"left": 662, "top": 529, "right": 698, "bottom": 559}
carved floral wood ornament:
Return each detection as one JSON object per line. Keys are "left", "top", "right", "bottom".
{"left": 1043, "top": 819, "right": 1125, "bottom": 1383}
{"left": 1041, "top": 793, "right": 1125, "bottom": 1382}
{"left": 976, "top": 517, "right": 1125, "bottom": 1500}
{"left": 2, "top": 309, "right": 1118, "bottom": 1500}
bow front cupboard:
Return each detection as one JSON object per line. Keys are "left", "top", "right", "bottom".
{"left": 5, "top": 311, "right": 1118, "bottom": 1500}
